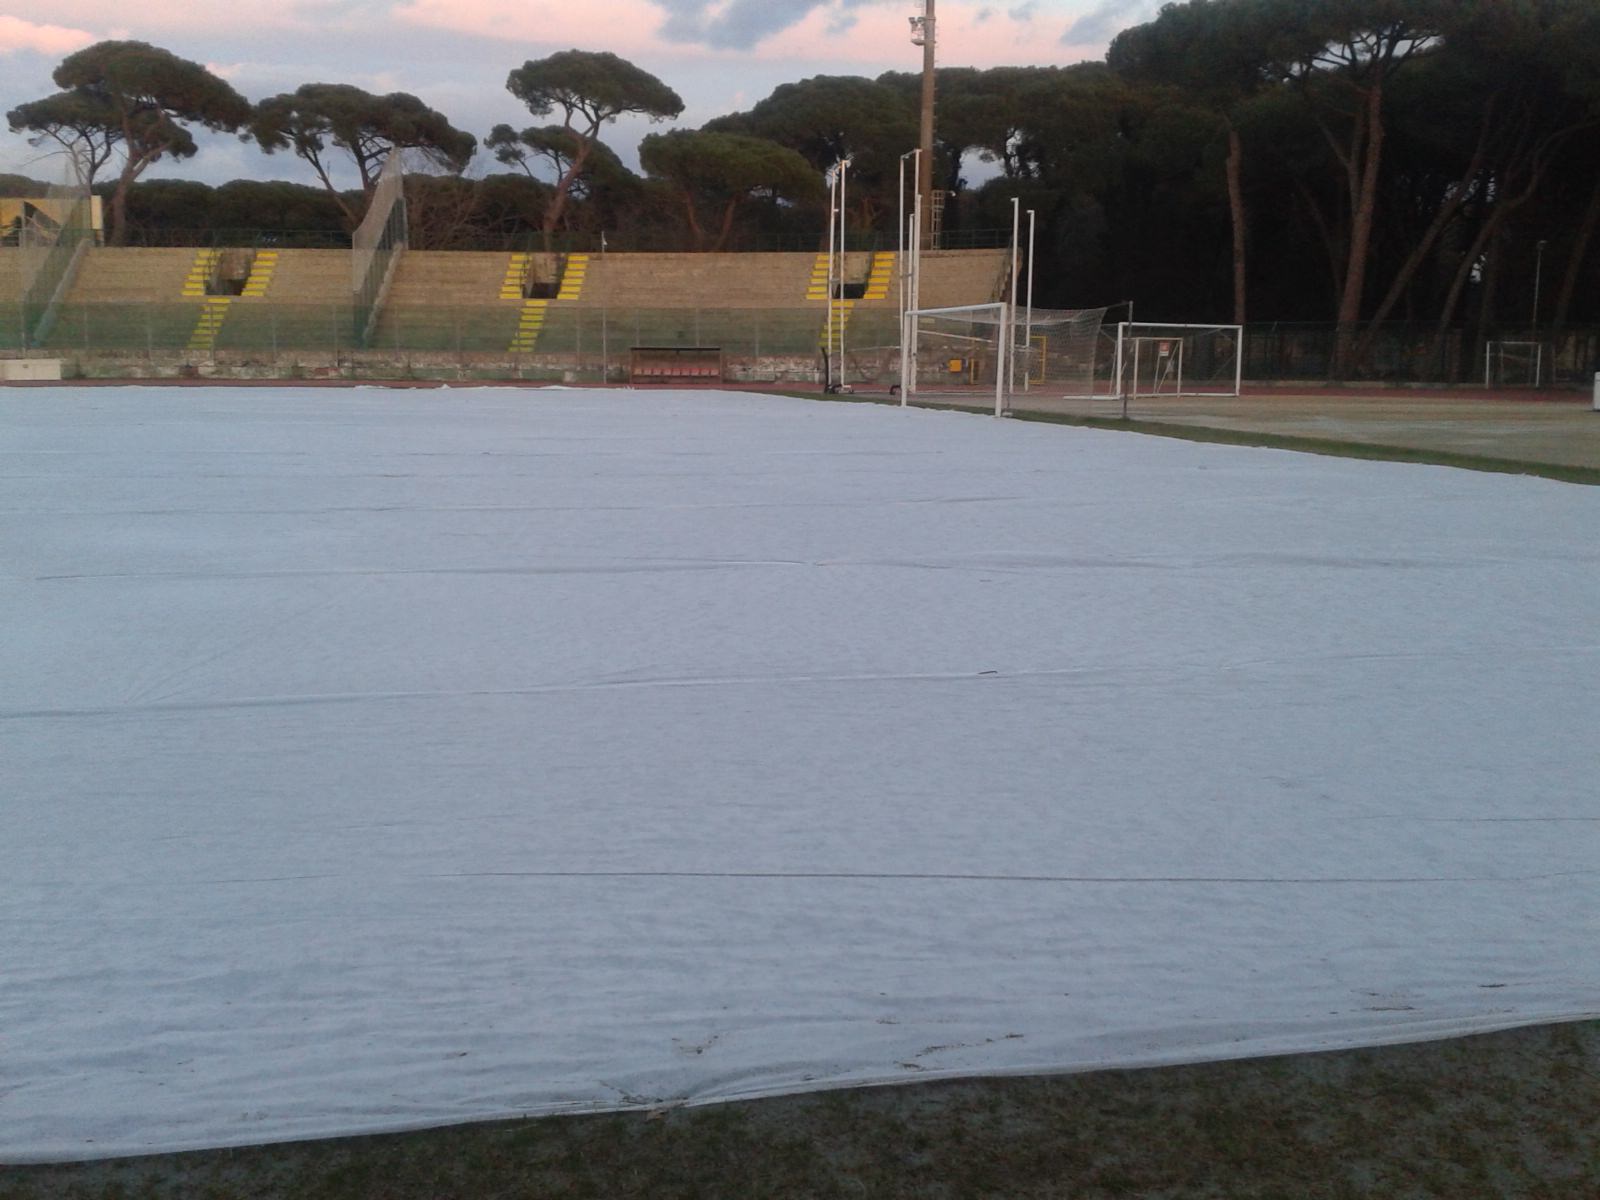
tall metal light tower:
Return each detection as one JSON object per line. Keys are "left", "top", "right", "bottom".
{"left": 910, "top": 0, "right": 936, "bottom": 245}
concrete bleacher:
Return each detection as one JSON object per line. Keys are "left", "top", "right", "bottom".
{"left": 62, "top": 248, "right": 195, "bottom": 305}
{"left": 0, "top": 249, "right": 22, "bottom": 350}
{"left": 914, "top": 249, "right": 1010, "bottom": 310}
{"left": 571, "top": 252, "right": 819, "bottom": 310}
{"left": 216, "top": 250, "right": 352, "bottom": 353}
{"left": 46, "top": 248, "right": 199, "bottom": 352}
{"left": 370, "top": 251, "right": 518, "bottom": 352}
{"left": 9, "top": 245, "right": 1011, "bottom": 366}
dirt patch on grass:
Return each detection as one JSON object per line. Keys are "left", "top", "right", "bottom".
{"left": 5, "top": 1020, "right": 1596, "bottom": 1199}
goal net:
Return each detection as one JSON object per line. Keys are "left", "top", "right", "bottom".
{"left": 353, "top": 154, "right": 408, "bottom": 347}
{"left": 1484, "top": 340, "right": 1543, "bottom": 387}
{"left": 1014, "top": 308, "right": 1107, "bottom": 398}
{"left": 1106, "top": 322, "right": 1243, "bottom": 400}
{"left": 18, "top": 170, "right": 94, "bottom": 349}
{"left": 902, "top": 304, "right": 1108, "bottom": 414}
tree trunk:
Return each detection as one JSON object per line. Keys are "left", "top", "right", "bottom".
{"left": 1435, "top": 130, "right": 1570, "bottom": 341}
{"left": 1332, "top": 81, "right": 1386, "bottom": 377}
{"left": 712, "top": 197, "right": 741, "bottom": 253}
{"left": 1290, "top": 176, "right": 1343, "bottom": 314}
{"left": 108, "top": 176, "right": 130, "bottom": 246}
{"left": 682, "top": 191, "right": 705, "bottom": 252}
{"left": 542, "top": 134, "right": 594, "bottom": 254}
{"left": 1356, "top": 112, "right": 1495, "bottom": 361}
{"left": 1225, "top": 121, "right": 1248, "bottom": 327}
{"left": 1552, "top": 170, "right": 1600, "bottom": 334}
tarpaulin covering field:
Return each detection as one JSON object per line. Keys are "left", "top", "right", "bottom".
{"left": 3, "top": 387, "right": 1596, "bottom": 1161}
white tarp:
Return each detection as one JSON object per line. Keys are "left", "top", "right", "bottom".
{"left": 3, "top": 387, "right": 1597, "bottom": 1161}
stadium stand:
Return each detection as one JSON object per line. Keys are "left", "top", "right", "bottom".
{"left": 0, "top": 249, "right": 21, "bottom": 351}
{"left": 46, "top": 248, "right": 198, "bottom": 352}
{"left": 370, "top": 250, "right": 517, "bottom": 352}
{"left": 214, "top": 250, "right": 352, "bottom": 354}
{"left": 917, "top": 248, "right": 1010, "bottom": 309}
{"left": 6, "top": 243, "right": 1009, "bottom": 374}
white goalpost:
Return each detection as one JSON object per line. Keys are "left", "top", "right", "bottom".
{"left": 1107, "top": 322, "right": 1244, "bottom": 412}
{"left": 900, "top": 304, "right": 1108, "bottom": 416}
{"left": 901, "top": 301, "right": 1012, "bottom": 417}
{"left": 1484, "top": 340, "right": 1543, "bottom": 388}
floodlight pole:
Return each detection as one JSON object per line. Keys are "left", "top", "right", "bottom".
{"left": 1532, "top": 239, "right": 1547, "bottom": 333}
{"left": 903, "top": 195, "right": 923, "bottom": 406}
{"left": 909, "top": 191, "right": 924, "bottom": 400}
{"left": 898, "top": 148, "right": 920, "bottom": 396}
{"left": 1532, "top": 237, "right": 1547, "bottom": 385}
{"left": 832, "top": 162, "right": 844, "bottom": 390}
{"left": 826, "top": 158, "right": 851, "bottom": 391}
{"left": 1024, "top": 209, "right": 1036, "bottom": 392}
{"left": 1008, "top": 197, "right": 1021, "bottom": 403}
{"left": 838, "top": 157, "right": 850, "bottom": 389}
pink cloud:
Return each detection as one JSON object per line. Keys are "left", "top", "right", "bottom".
{"left": 0, "top": 15, "right": 97, "bottom": 56}
{"left": 394, "top": 0, "right": 1081, "bottom": 69}
{"left": 0, "top": 1, "right": 328, "bottom": 38}
{"left": 393, "top": 0, "right": 671, "bottom": 56}
{"left": 754, "top": 6, "right": 1075, "bottom": 68}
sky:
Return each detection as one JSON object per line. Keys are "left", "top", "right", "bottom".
{"left": 0, "top": 0, "right": 1161, "bottom": 188}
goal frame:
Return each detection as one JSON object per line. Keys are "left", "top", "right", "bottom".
{"left": 1484, "top": 340, "right": 1544, "bottom": 388}
{"left": 901, "top": 301, "right": 1012, "bottom": 418}
{"left": 1112, "top": 322, "right": 1244, "bottom": 411}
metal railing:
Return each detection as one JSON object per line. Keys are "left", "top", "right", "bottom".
{"left": 1242, "top": 322, "right": 1600, "bottom": 385}
{"left": 28, "top": 300, "right": 1596, "bottom": 389}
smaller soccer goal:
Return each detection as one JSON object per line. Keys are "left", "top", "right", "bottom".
{"left": 1484, "top": 340, "right": 1544, "bottom": 388}
{"left": 1106, "top": 322, "right": 1244, "bottom": 407}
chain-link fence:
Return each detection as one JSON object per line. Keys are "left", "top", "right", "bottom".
{"left": 12, "top": 290, "right": 1600, "bottom": 388}
{"left": 1243, "top": 323, "right": 1600, "bottom": 386}
{"left": 27, "top": 302, "right": 890, "bottom": 383}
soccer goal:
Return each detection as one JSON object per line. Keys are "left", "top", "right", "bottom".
{"left": 901, "top": 304, "right": 1108, "bottom": 415}
{"left": 901, "top": 302, "right": 1012, "bottom": 416}
{"left": 1106, "top": 322, "right": 1244, "bottom": 407}
{"left": 1484, "top": 340, "right": 1543, "bottom": 387}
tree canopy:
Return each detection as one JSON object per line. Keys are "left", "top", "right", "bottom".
{"left": 251, "top": 84, "right": 477, "bottom": 228}
{"left": 7, "top": 40, "right": 250, "bottom": 244}
{"left": 640, "top": 130, "right": 822, "bottom": 250}
{"left": 505, "top": 50, "right": 683, "bottom": 248}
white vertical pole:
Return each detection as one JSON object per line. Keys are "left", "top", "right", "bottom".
{"left": 1008, "top": 197, "right": 1020, "bottom": 400}
{"left": 832, "top": 162, "right": 844, "bottom": 390}
{"left": 1024, "top": 208, "right": 1036, "bottom": 392}
{"left": 1114, "top": 322, "right": 1125, "bottom": 410}
{"left": 996, "top": 297, "right": 1009, "bottom": 417}
{"left": 1233, "top": 325, "right": 1244, "bottom": 397}
{"left": 839, "top": 159, "right": 849, "bottom": 389}
{"left": 898, "top": 153, "right": 906, "bottom": 395}
{"left": 910, "top": 192, "right": 923, "bottom": 361}
{"left": 1121, "top": 327, "right": 1132, "bottom": 419}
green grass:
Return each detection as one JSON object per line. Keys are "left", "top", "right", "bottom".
{"left": 792, "top": 391, "right": 1600, "bottom": 487}
{"left": 3, "top": 1021, "right": 1595, "bottom": 1199}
